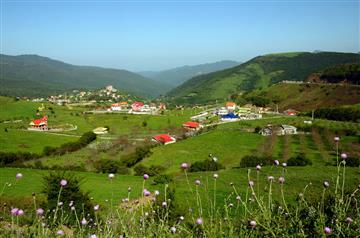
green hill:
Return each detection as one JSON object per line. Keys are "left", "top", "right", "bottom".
{"left": 138, "top": 60, "right": 239, "bottom": 87}
{"left": 166, "top": 52, "right": 360, "bottom": 104}
{"left": 0, "top": 54, "right": 172, "bottom": 98}
{"left": 307, "top": 62, "right": 360, "bottom": 84}
{"left": 243, "top": 82, "right": 360, "bottom": 111}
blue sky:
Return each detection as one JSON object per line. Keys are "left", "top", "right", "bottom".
{"left": 1, "top": 0, "right": 359, "bottom": 71}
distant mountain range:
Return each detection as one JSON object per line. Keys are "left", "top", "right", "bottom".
{"left": 166, "top": 52, "right": 360, "bottom": 104}
{"left": 138, "top": 60, "right": 239, "bottom": 87}
{"left": 0, "top": 54, "right": 172, "bottom": 98}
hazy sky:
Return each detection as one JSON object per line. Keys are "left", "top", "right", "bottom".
{"left": 1, "top": 0, "right": 359, "bottom": 71}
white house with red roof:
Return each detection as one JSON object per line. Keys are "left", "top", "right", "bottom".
{"left": 226, "top": 102, "right": 236, "bottom": 111}
{"left": 131, "top": 101, "right": 145, "bottom": 111}
{"left": 152, "top": 134, "right": 176, "bottom": 145}
{"left": 182, "top": 121, "right": 202, "bottom": 131}
{"left": 29, "top": 116, "right": 48, "bottom": 130}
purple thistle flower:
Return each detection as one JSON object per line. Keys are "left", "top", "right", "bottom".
{"left": 274, "top": 160, "right": 280, "bottom": 166}
{"left": 11, "top": 208, "right": 19, "bottom": 216}
{"left": 60, "top": 179, "right": 67, "bottom": 187}
{"left": 56, "top": 229, "right": 64, "bottom": 236}
{"left": 36, "top": 208, "right": 44, "bottom": 216}
{"left": 268, "top": 176, "right": 274, "bottom": 182}
{"left": 248, "top": 181, "right": 254, "bottom": 187}
{"left": 345, "top": 217, "right": 353, "bottom": 224}
{"left": 249, "top": 220, "right": 257, "bottom": 228}
{"left": 170, "top": 226, "right": 177, "bottom": 233}
{"left": 341, "top": 153, "right": 347, "bottom": 160}
{"left": 143, "top": 189, "right": 151, "bottom": 197}
{"left": 278, "top": 177, "right": 285, "bottom": 184}
{"left": 213, "top": 173, "right": 219, "bottom": 179}
{"left": 256, "top": 165, "right": 261, "bottom": 171}
{"left": 162, "top": 201, "right": 167, "bottom": 207}
{"left": 282, "top": 162, "right": 287, "bottom": 168}
{"left": 181, "top": 163, "right": 189, "bottom": 170}
{"left": 108, "top": 173, "right": 115, "bottom": 179}
{"left": 90, "top": 235, "right": 97, "bottom": 238}
{"left": 81, "top": 218, "right": 87, "bottom": 225}
{"left": 94, "top": 204, "right": 100, "bottom": 211}
{"left": 323, "top": 181, "right": 330, "bottom": 188}
{"left": 17, "top": 209, "right": 24, "bottom": 216}
{"left": 324, "top": 227, "right": 331, "bottom": 235}
{"left": 143, "top": 174, "right": 149, "bottom": 180}
{"left": 196, "top": 218, "right": 203, "bottom": 225}
{"left": 334, "top": 136, "right": 340, "bottom": 142}
{"left": 195, "top": 179, "right": 201, "bottom": 186}
{"left": 16, "top": 173, "right": 23, "bottom": 180}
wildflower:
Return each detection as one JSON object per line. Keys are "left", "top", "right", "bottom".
{"left": 196, "top": 218, "right": 203, "bottom": 225}
{"left": 108, "top": 173, "right": 115, "bottom": 179}
{"left": 58, "top": 202, "right": 63, "bottom": 207}
{"left": 94, "top": 204, "right": 100, "bottom": 211}
{"left": 162, "top": 201, "right": 167, "bottom": 207}
{"left": 57, "top": 230, "right": 64, "bottom": 236}
{"left": 145, "top": 212, "right": 149, "bottom": 216}
{"left": 16, "top": 173, "right": 23, "bottom": 180}
{"left": 323, "top": 181, "right": 330, "bottom": 188}
{"left": 267, "top": 176, "right": 274, "bottom": 182}
{"left": 170, "top": 226, "right": 177, "bottom": 233}
{"left": 181, "top": 163, "right": 188, "bottom": 170}
{"left": 128, "top": 187, "right": 132, "bottom": 192}
{"left": 340, "top": 153, "right": 347, "bottom": 160}
{"left": 17, "top": 209, "right": 24, "bottom": 216}
{"left": 195, "top": 179, "right": 201, "bottom": 186}
{"left": 69, "top": 201, "right": 74, "bottom": 207}
{"left": 11, "top": 208, "right": 19, "bottom": 216}
{"left": 228, "top": 203, "right": 234, "bottom": 208}
{"left": 236, "top": 195, "right": 241, "bottom": 201}
{"left": 248, "top": 181, "right": 254, "bottom": 187}
{"left": 334, "top": 136, "right": 340, "bottom": 142}
{"left": 154, "top": 190, "right": 160, "bottom": 196}
{"left": 256, "top": 165, "right": 261, "bottom": 171}
{"left": 143, "top": 174, "right": 149, "bottom": 180}
{"left": 345, "top": 217, "right": 353, "bottom": 224}
{"left": 81, "top": 218, "right": 87, "bottom": 225}
{"left": 274, "top": 160, "right": 279, "bottom": 166}
{"left": 213, "top": 173, "right": 219, "bottom": 179}
{"left": 324, "top": 227, "right": 331, "bottom": 235}
{"left": 60, "top": 179, "right": 67, "bottom": 187}
{"left": 278, "top": 177, "right": 285, "bottom": 184}
{"left": 249, "top": 220, "right": 256, "bottom": 228}
{"left": 229, "top": 182, "right": 234, "bottom": 186}
{"left": 36, "top": 208, "right": 44, "bottom": 216}
{"left": 179, "top": 216, "right": 184, "bottom": 221}
{"left": 143, "top": 189, "right": 151, "bottom": 197}
{"left": 71, "top": 206, "right": 75, "bottom": 211}
{"left": 282, "top": 162, "right": 287, "bottom": 168}
{"left": 90, "top": 235, "right": 97, "bottom": 238}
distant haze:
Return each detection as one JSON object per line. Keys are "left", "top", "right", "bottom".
{"left": 1, "top": 1, "right": 359, "bottom": 71}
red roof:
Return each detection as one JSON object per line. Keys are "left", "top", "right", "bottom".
{"left": 153, "top": 134, "right": 175, "bottom": 144}
{"left": 183, "top": 121, "right": 200, "bottom": 128}
{"left": 31, "top": 116, "right": 48, "bottom": 125}
{"left": 132, "top": 101, "right": 144, "bottom": 107}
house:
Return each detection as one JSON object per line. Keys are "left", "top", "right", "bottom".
{"left": 284, "top": 109, "right": 298, "bottom": 116}
{"left": 280, "top": 125, "right": 297, "bottom": 135}
{"left": 152, "top": 134, "right": 176, "bottom": 145}
{"left": 111, "top": 103, "right": 121, "bottom": 111}
{"left": 259, "top": 125, "right": 297, "bottom": 136}
{"left": 259, "top": 127, "right": 272, "bottom": 136}
{"left": 226, "top": 102, "right": 236, "bottom": 111}
{"left": 217, "top": 107, "right": 229, "bottom": 116}
{"left": 29, "top": 116, "right": 48, "bottom": 130}
{"left": 93, "top": 127, "right": 109, "bottom": 134}
{"left": 131, "top": 102, "right": 145, "bottom": 111}
{"left": 183, "top": 121, "right": 202, "bottom": 131}
{"left": 159, "top": 103, "right": 166, "bottom": 110}
{"left": 221, "top": 112, "right": 239, "bottom": 121}
{"left": 119, "top": 101, "right": 129, "bottom": 109}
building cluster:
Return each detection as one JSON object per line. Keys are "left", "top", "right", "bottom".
{"left": 259, "top": 124, "right": 298, "bottom": 136}
{"left": 109, "top": 101, "right": 166, "bottom": 115}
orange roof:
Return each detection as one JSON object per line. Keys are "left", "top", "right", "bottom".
{"left": 153, "top": 134, "right": 175, "bottom": 144}
{"left": 30, "top": 116, "right": 48, "bottom": 125}
{"left": 119, "top": 101, "right": 128, "bottom": 105}
{"left": 183, "top": 121, "right": 200, "bottom": 128}
{"left": 226, "top": 102, "right": 236, "bottom": 107}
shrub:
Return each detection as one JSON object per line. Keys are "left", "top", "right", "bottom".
{"left": 152, "top": 174, "right": 173, "bottom": 185}
{"left": 121, "top": 145, "right": 152, "bottom": 167}
{"left": 95, "top": 159, "right": 130, "bottom": 174}
{"left": 239, "top": 155, "right": 272, "bottom": 168}
{"left": 345, "top": 157, "right": 360, "bottom": 167}
{"left": 287, "top": 154, "right": 312, "bottom": 166}
{"left": 133, "top": 164, "right": 165, "bottom": 176}
{"left": 189, "top": 159, "right": 225, "bottom": 172}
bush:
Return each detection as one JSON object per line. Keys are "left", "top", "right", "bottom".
{"left": 152, "top": 174, "right": 173, "bottom": 185}
{"left": 42, "top": 172, "right": 94, "bottom": 225}
{"left": 189, "top": 159, "right": 225, "bottom": 172}
{"left": 121, "top": 145, "right": 152, "bottom": 167}
{"left": 0, "top": 151, "right": 40, "bottom": 166}
{"left": 345, "top": 157, "right": 360, "bottom": 167}
{"left": 95, "top": 159, "right": 130, "bottom": 174}
{"left": 133, "top": 164, "right": 165, "bottom": 176}
{"left": 239, "top": 155, "right": 272, "bottom": 168}
{"left": 287, "top": 154, "right": 312, "bottom": 166}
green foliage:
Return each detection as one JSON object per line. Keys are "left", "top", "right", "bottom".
{"left": 42, "top": 172, "right": 93, "bottom": 225}
{"left": 152, "top": 174, "right": 174, "bottom": 185}
{"left": 189, "top": 159, "right": 225, "bottom": 172}
{"left": 0, "top": 151, "right": 40, "bottom": 166}
{"left": 121, "top": 145, "right": 152, "bottom": 167}
{"left": 310, "top": 107, "right": 360, "bottom": 122}
{"left": 133, "top": 164, "right": 165, "bottom": 176}
{"left": 239, "top": 155, "right": 272, "bottom": 168}
{"left": 320, "top": 63, "right": 360, "bottom": 84}
{"left": 287, "top": 153, "right": 312, "bottom": 166}
{"left": 345, "top": 157, "right": 360, "bottom": 167}
{"left": 95, "top": 159, "right": 130, "bottom": 174}
{"left": 244, "top": 95, "right": 271, "bottom": 107}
